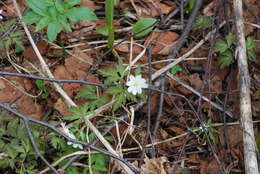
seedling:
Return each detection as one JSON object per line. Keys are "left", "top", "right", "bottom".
{"left": 215, "top": 32, "right": 256, "bottom": 68}
{"left": 0, "top": 19, "right": 24, "bottom": 53}
{"left": 35, "top": 80, "right": 49, "bottom": 99}
{"left": 170, "top": 65, "right": 183, "bottom": 75}
{"left": 192, "top": 119, "right": 218, "bottom": 144}
{"left": 22, "top": 0, "right": 97, "bottom": 41}
{"left": 97, "top": 0, "right": 156, "bottom": 48}
{"left": 193, "top": 15, "right": 212, "bottom": 29}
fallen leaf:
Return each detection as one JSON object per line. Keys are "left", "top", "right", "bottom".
{"left": 0, "top": 68, "right": 43, "bottom": 119}
{"left": 23, "top": 41, "right": 48, "bottom": 62}
{"left": 145, "top": 31, "right": 179, "bottom": 55}
{"left": 54, "top": 98, "right": 70, "bottom": 116}
{"left": 141, "top": 157, "right": 168, "bottom": 174}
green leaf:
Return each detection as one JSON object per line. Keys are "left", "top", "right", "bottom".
{"left": 38, "top": 0, "right": 54, "bottom": 7}
{"left": 135, "top": 66, "right": 142, "bottom": 75}
{"left": 64, "top": 0, "right": 81, "bottom": 7}
{"left": 22, "top": 11, "right": 41, "bottom": 24}
{"left": 35, "top": 17, "right": 50, "bottom": 32}
{"left": 170, "top": 65, "right": 183, "bottom": 75}
{"left": 58, "top": 15, "right": 72, "bottom": 32}
{"left": 208, "top": 131, "right": 216, "bottom": 144}
{"left": 112, "top": 93, "right": 126, "bottom": 111}
{"left": 91, "top": 154, "right": 108, "bottom": 167}
{"left": 215, "top": 40, "right": 228, "bottom": 53}
{"left": 193, "top": 15, "right": 212, "bottom": 29}
{"left": 98, "top": 69, "right": 121, "bottom": 83}
{"left": 66, "top": 105, "right": 89, "bottom": 120}
{"left": 55, "top": 0, "right": 65, "bottom": 13}
{"left": 246, "top": 37, "right": 256, "bottom": 60}
{"left": 25, "top": 0, "right": 48, "bottom": 16}
{"left": 248, "top": 50, "right": 256, "bottom": 60}
{"left": 48, "top": 6, "right": 58, "bottom": 19}
{"left": 66, "top": 7, "right": 97, "bottom": 22}
{"left": 51, "top": 136, "right": 61, "bottom": 149}
{"left": 218, "top": 50, "right": 234, "bottom": 68}
{"left": 226, "top": 32, "right": 235, "bottom": 47}
{"left": 75, "top": 85, "right": 97, "bottom": 100}
{"left": 6, "top": 146, "right": 18, "bottom": 159}
{"left": 96, "top": 26, "right": 109, "bottom": 36}
{"left": 246, "top": 37, "right": 256, "bottom": 50}
{"left": 114, "top": 0, "right": 120, "bottom": 7}
{"left": 106, "top": 85, "right": 124, "bottom": 95}
{"left": 125, "top": 91, "right": 137, "bottom": 102}
{"left": 47, "top": 22, "right": 62, "bottom": 41}
{"left": 98, "top": 69, "right": 118, "bottom": 77}
{"left": 132, "top": 18, "right": 156, "bottom": 38}
{"left": 35, "top": 80, "right": 46, "bottom": 91}
{"left": 118, "top": 58, "right": 126, "bottom": 77}
{"left": 186, "top": 0, "right": 195, "bottom": 13}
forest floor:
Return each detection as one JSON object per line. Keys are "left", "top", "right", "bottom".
{"left": 0, "top": 0, "right": 259, "bottom": 174}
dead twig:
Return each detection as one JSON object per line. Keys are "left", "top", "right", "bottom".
{"left": 233, "top": 0, "right": 259, "bottom": 173}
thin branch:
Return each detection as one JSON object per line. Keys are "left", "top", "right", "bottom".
{"left": 167, "top": 0, "right": 203, "bottom": 59}
{"left": 233, "top": 0, "right": 259, "bottom": 173}
{"left": 23, "top": 119, "right": 59, "bottom": 174}
{"left": 0, "top": 71, "right": 108, "bottom": 88}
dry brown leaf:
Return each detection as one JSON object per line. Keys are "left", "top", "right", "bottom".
{"left": 54, "top": 98, "right": 70, "bottom": 116}
{"left": 0, "top": 68, "right": 43, "bottom": 119}
{"left": 189, "top": 74, "right": 203, "bottom": 91}
{"left": 200, "top": 158, "right": 220, "bottom": 174}
{"left": 146, "top": 0, "right": 176, "bottom": 17}
{"left": 80, "top": 0, "right": 96, "bottom": 11}
{"left": 145, "top": 31, "right": 179, "bottom": 55}
{"left": 23, "top": 41, "right": 48, "bottom": 62}
{"left": 141, "top": 157, "right": 168, "bottom": 174}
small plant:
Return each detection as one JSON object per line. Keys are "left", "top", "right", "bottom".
{"left": 193, "top": 15, "right": 212, "bottom": 29}
{"left": 192, "top": 119, "right": 218, "bottom": 144}
{"left": 35, "top": 80, "right": 49, "bottom": 99}
{"left": 245, "top": 36, "right": 256, "bottom": 60}
{"left": 22, "top": 0, "right": 97, "bottom": 41}
{"left": 170, "top": 65, "right": 183, "bottom": 75}
{"left": 97, "top": 0, "right": 156, "bottom": 47}
{"left": 50, "top": 121, "right": 113, "bottom": 174}
{"left": 186, "top": 0, "right": 196, "bottom": 14}
{"left": 98, "top": 59, "right": 146, "bottom": 110}
{"left": 0, "top": 19, "right": 24, "bottom": 53}
{"left": 0, "top": 113, "right": 46, "bottom": 174}
{"left": 215, "top": 32, "right": 256, "bottom": 68}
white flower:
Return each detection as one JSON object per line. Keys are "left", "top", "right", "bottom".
{"left": 126, "top": 75, "right": 148, "bottom": 95}
{"left": 60, "top": 123, "right": 83, "bottom": 149}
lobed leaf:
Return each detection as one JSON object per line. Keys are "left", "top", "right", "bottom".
{"left": 226, "top": 32, "right": 235, "bottom": 47}
{"left": 215, "top": 40, "right": 228, "bottom": 53}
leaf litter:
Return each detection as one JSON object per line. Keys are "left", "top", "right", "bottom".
{"left": 0, "top": 0, "right": 259, "bottom": 173}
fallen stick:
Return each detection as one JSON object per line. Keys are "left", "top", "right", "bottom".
{"left": 233, "top": 0, "right": 259, "bottom": 173}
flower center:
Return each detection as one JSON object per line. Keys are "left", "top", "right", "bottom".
{"left": 133, "top": 82, "right": 139, "bottom": 87}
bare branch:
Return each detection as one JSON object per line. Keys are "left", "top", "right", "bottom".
{"left": 233, "top": 0, "right": 259, "bottom": 173}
